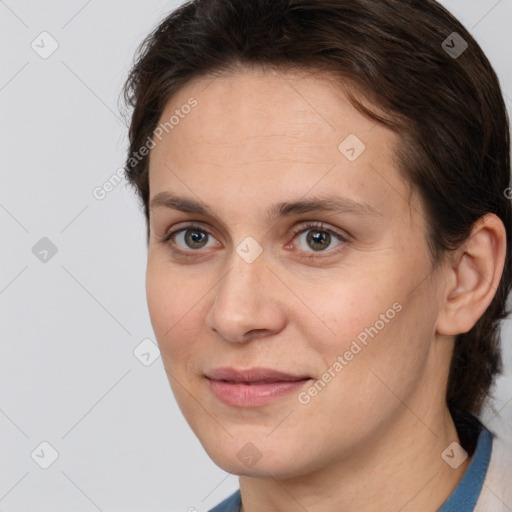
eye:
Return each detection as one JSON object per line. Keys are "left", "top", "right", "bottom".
{"left": 290, "top": 222, "right": 348, "bottom": 257}
{"left": 164, "top": 224, "right": 218, "bottom": 254}
{"left": 161, "top": 221, "right": 348, "bottom": 259}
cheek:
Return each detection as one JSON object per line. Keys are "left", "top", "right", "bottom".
{"left": 313, "top": 276, "right": 438, "bottom": 421}
{"left": 146, "top": 263, "right": 207, "bottom": 417}
{"left": 299, "top": 245, "right": 419, "bottom": 352}
{"left": 145, "top": 259, "right": 203, "bottom": 359}
{"left": 302, "top": 258, "right": 436, "bottom": 391}
{"left": 294, "top": 270, "right": 401, "bottom": 359}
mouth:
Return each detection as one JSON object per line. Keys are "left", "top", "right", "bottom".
{"left": 206, "top": 366, "right": 311, "bottom": 383}
{"left": 205, "top": 367, "right": 313, "bottom": 407}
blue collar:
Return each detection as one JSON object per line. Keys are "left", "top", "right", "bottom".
{"left": 438, "top": 425, "right": 493, "bottom": 511}
{"left": 209, "top": 489, "right": 240, "bottom": 512}
{"left": 209, "top": 426, "right": 493, "bottom": 512}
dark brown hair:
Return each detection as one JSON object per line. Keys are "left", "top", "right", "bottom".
{"left": 121, "top": 0, "right": 512, "bottom": 418}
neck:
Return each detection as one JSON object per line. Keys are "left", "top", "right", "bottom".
{"left": 238, "top": 406, "right": 471, "bottom": 512}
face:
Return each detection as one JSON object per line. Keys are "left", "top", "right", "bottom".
{"left": 146, "top": 67, "right": 452, "bottom": 479}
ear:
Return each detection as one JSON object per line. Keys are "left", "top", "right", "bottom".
{"left": 436, "top": 213, "right": 507, "bottom": 336}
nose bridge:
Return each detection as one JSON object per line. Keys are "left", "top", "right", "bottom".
{"left": 206, "top": 242, "right": 284, "bottom": 342}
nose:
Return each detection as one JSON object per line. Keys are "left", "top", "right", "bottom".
{"left": 205, "top": 248, "right": 286, "bottom": 343}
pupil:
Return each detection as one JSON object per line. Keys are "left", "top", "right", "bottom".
{"left": 186, "top": 230, "right": 206, "bottom": 248}
{"left": 307, "top": 230, "right": 330, "bottom": 251}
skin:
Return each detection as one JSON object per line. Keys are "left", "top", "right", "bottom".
{"left": 145, "top": 67, "right": 507, "bottom": 512}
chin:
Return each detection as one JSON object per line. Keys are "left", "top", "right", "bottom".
{"left": 200, "top": 436, "right": 319, "bottom": 480}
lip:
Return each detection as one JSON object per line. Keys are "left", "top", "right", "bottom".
{"left": 205, "top": 367, "right": 312, "bottom": 407}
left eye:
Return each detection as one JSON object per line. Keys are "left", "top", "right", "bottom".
{"left": 292, "top": 224, "right": 346, "bottom": 253}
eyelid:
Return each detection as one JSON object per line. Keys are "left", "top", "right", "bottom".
{"left": 162, "top": 221, "right": 214, "bottom": 242}
{"left": 289, "top": 221, "right": 349, "bottom": 242}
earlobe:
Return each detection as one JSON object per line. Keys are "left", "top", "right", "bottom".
{"left": 436, "top": 214, "right": 507, "bottom": 336}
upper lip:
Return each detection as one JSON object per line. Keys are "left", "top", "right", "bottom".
{"left": 205, "top": 367, "right": 311, "bottom": 383}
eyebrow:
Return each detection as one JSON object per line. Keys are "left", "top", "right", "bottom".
{"left": 149, "top": 191, "right": 380, "bottom": 221}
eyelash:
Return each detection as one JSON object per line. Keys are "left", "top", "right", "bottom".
{"left": 161, "top": 221, "right": 349, "bottom": 260}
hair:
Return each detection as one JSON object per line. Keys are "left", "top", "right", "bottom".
{"left": 121, "top": 0, "right": 512, "bottom": 419}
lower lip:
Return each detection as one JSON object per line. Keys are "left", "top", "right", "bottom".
{"left": 207, "top": 378, "right": 312, "bottom": 407}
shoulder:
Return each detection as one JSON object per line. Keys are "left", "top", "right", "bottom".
{"left": 208, "top": 490, "right": 241, "bottom": 512}
{"left": 474, "top": 415, "right": 512, "bottom": 512}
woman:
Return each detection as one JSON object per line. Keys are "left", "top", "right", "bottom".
{"left": 122, "top": 0, "right": 512, "bottom": 510}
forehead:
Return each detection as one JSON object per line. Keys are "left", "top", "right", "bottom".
{"left": 147, "top": 66, "right": 417, "bottom": 222}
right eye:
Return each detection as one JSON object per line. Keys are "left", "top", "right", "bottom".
{"left": 163, "top": 224, "right": 220, "bottom": 256}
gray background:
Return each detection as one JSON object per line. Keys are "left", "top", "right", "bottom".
{"left": 0, "top": 1, "right": 511, "bottom": 510}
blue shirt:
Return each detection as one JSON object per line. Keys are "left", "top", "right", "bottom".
{"left": 208, "top": 425, "right": 493, "bottom": 512}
